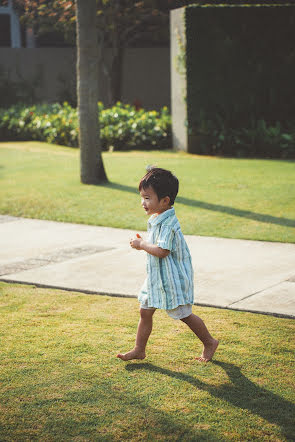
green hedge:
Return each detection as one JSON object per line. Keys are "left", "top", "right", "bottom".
{"left": 185, "top": 3, "right": 295, "bottom": 157}
{"left": 0, "top": 102, "right": 294, "bottom": 157}
{"left": 193, "top": 113, "right": 295, "bottom": 158}
{"left": 0, "top": 102, "right": 172, "bottom": 151}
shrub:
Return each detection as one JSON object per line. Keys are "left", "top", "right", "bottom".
{"left": 1, "top": 102, "right": 294, "bottom": 158}
{"left": 185, "top": 4, "right": 295, "bottom": 157}
{"left": 194, "top": 113, "right": 295, "bottom": 158}
{"left": 0, "top": 102, "right": 171, "bottom": 151}
{"left": 99, "top": 102, "right": 171, "bottom": 151}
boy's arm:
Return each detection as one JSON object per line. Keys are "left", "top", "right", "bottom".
{"left": 130, "top": 235, "right": 170, "bottom": 258}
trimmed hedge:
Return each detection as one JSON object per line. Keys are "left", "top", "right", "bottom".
{"left": 0, "top": 102, "right": 171, "bottom": 151}
{"left": 184, "top": 3, "right": 295, "bottom": 157}
{"left": 193, "top": 113, "right": 295, "bottom": 158}
{"left": 0, "top": 102, "right": 294, "bottom": 157}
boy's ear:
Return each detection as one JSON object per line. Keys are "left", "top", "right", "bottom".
{"left": 162, "top": 196, "right": 171, "bottom": 206}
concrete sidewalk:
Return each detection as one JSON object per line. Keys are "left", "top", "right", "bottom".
{"left": 0, "top": 214, "right": 294, "bottom": 318}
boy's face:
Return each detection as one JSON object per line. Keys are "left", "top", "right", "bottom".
{"left": 140, "top": 186, "right": 170, "bottom": 216}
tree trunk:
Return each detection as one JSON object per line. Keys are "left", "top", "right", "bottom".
{"left": 76, "top": 0, "right": 107, "bottom": 184}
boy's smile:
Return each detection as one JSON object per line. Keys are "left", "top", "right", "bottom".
{"left": 140, "top": 187, "right": 170, "bottom": 216}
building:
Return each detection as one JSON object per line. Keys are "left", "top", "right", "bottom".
{"left": 0, "top": 0, "right": 36, "bottom": 48}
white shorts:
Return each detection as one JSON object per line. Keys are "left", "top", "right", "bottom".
{"left": 140, "top": 299, "right": 192, "bottom": 320}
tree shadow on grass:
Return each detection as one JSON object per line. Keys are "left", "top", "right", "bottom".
{"left": 177, "top": 197, "right": 295, "bottom": 228}
{"left": 102, "top": 181, "right": 295, "bottom": 228}
{"left": 126, "top": 361, "right": 294, "bottom": 440}
{"left": 33, "top": 377, "right": 217, "bottom": 441}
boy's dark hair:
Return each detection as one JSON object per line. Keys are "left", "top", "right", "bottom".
{"left": 139, "top": 167, "right": 179, "bottom": 205}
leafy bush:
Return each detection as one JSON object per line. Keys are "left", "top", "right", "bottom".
{"left": 185, "top": 5, "right": 295, "bottom": 157}
{"left": 99, "top": 102, "right": 171, "bottom": 151}
{"left": 0, "top": 102, "right": 171, "bottom": 151}
{"left": 1, "top": 102, "right": 294, "bottom": 157}
{"left": 193, "top": 112, "right": 295, "bottom": 159}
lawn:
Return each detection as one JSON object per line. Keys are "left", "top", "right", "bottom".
{"left": 0, "top": 141, "right": 294, "bottom": 242}
{"left": 0, "top": 282, "right": 294, "bottom": 441}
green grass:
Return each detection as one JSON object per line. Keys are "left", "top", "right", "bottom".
{"left": 0, "top": 282, "right": 294, "bottom": 441}
{"left": 0, "top": 141, "right": 294, "bottom": 242}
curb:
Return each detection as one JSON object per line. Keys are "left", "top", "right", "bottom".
{"left": 1, "top": 278, "right": 294, "bottom": 320}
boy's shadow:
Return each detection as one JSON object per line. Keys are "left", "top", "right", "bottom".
{"left": 126, "top": 361, "right": 294, "bottom": 439}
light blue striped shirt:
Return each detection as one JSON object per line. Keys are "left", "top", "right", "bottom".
{"left": 138, "top": 207, "right": 194, "bottom": 310}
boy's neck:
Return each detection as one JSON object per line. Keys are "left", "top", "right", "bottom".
{"left": 155, "top": 206, "right": 172, "bottom": 216}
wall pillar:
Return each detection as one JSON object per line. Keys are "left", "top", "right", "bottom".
{"left": 170, "top": 7, "right": 188, "bottom": 152}
{"left": 0, "top": 0, "right": 21, "bottom": 48}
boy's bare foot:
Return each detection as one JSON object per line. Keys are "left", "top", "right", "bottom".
{"left": 116, "top": 348, "right": 146, "bottom": 361}
{"left": 196, "top": 339, "right": 219, "bottom": 363}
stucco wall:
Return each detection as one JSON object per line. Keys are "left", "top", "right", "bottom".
{"left": 0, "top": 47, "right": 170, "bottom": 110}
{"left": 170, "top": 8, "right": 187, "bottom": 152}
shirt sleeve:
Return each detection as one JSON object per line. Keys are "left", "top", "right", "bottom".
{"left": 157, "top": 226, "right": 174, "bottom": 251}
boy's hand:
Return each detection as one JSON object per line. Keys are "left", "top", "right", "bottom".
{"left": 130, "top": 234, "right": 143, "bottom": 250}
{"left": 130, "top": 234, "right": 169, "bottom": 258}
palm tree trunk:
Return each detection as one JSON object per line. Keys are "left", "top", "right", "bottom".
{"left": 76, "top": 0, "right": 107, "bottom": 184}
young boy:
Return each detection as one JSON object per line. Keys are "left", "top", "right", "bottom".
{"left": 117, "top": 167, "right": 218, "bottom": 362}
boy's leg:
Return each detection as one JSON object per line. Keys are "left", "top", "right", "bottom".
{"left": 117, "top": 308, "right": 156, "bottom": 361}
{"left": 181, "top": 313, "right": 219, "bottom": 362}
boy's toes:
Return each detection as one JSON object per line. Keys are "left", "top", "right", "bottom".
{"left": 195, "top": 356, "right": 208, "bottom": 363}
{"left": 116, "top": 349, "right": 146, "bottom": 361}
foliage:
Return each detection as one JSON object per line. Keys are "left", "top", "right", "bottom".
{"left": 193, "top": 112, "right": 295, "bottom": 158}
{"left": 1, "top": 102, "right": 295, "bottom": 157}
{"left": 0, "top": 102, "right": 78, "bottom": 146}
{"left": 99, "top": 102, "right": 171, "bottom": 151}
{"left": 184, "top": 4, "right": 295, "bottom": 158}
{"left": 11, "top": 0, "right": 192, "bottom": 44}
{"left": 0, "top": 102, "right": 171, "bottom": 151}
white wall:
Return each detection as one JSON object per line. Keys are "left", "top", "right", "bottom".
{"left": 0, "top": 47, "right": 170, "bottom": 110}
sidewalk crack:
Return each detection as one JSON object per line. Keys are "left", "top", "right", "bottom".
{"left": 0, "top": 246, "right": 114, "bottom": 276}
{"left": 228, "top": 279, "right": 288, "bottom": 307}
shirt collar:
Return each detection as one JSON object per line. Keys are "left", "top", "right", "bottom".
{"left": 148, "top": 207, "right": 175, "bottom": 227}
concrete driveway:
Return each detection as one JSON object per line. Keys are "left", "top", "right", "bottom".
{"left": 1, "top": 215, "right": 294, "bottom": 318}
